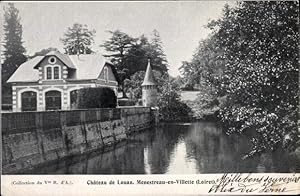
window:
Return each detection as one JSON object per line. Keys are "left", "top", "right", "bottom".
{"left": 45, "top": 90, "right": 61, "bottom": 110}
{"left": 21, "top": 91, "right": 37, "bottom": 111}
{"left": 54, "top": 67, "right": 59, "bottom": 79}
{"left": 45, "top": 66, "right": 60, "bottom": 80}
{"left": 104, "top": 67, "right": 108, "bottom": 82}
{"left": 48, "top": 56, "right": 57, "bottom": 64}
{"left": 46, "top": 67, "right": 52, "bottom": 79}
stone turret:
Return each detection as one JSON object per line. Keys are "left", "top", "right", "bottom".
{"left": 142, "top": 60, "right": 157, "bottom": 107}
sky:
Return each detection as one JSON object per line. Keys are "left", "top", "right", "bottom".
{"left": 2, "top": 1, "right": 229, "bottom": 77}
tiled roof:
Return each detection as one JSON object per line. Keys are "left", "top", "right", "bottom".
{"left": 142, "top": 60, "right": 157, "bottom": 86}
{"left": 68, "top": 54, "right": 110, "bottom": 80}
{"left": 7, "top": 56, "right": 42, "bottom": 83}
{"left": 7, "top": 52, "right": 114, "bottom": 83}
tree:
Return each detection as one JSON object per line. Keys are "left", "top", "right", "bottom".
{"left": 147, "top": 30, "right": 168, "bottom": 74}
{"left": 60, "top": 23, "right": 95, "bottom": 55}
{"left": 123, "top": 70, "right": 167, "bottom": 102}
{"left": 209, "top": 1, "right": 299, "bottom": 155}
{"left": 179, "top": 35, "right": 226, "bottom": 118}
{"left": 123, "top": 71, "right": 145, "bottom": 102}
{"left": 122, "top": 32, "right": 169, "bottom": 76}
{"left": 173, "top": 76, "right": 185, "bottom": 90}
{"left": 2, "top": 3, "right": 27, "bottom": 99}
{"left": 123, "top": 35, "right": 149, "bottom": 76}
{"left": 123, "top": 69, "right": 192, "bottom": 121}
{"left": 101, "top": 30, "right": 137, "bottom": 97}
{"left": 180, "top": 1, "right": 299, "bottom": 155}
{"left": 157, "top": 78, "right": 192, "bottom": 122}
{"left": 179, "top": 61, "right": 198, "bottom": 90}
{"left": 101, "top": 30, "right": 137, "bottom": 67}
{"left": 101, "top": 30, "right": 169, "bottom": 98}
{"left": 179, "top": 35, "right": 224, "bottom": 92}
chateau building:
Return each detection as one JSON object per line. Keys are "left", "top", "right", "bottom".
{"left": 7, "top": 51, "right": 118, "bottom": 112}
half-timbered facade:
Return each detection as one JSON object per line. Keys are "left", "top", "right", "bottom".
{"left": 7, "top": 51, "right": 118, "bottom": 112}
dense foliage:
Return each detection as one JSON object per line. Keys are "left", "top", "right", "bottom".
{"left": 77, "top": 87, "right": 117, "bottom": 109}
{"left": 180, "top": 1, "right": 299, "bottom": 155}
{"left": 101, "top": 30, "right": 168, "bottom": 97}
{"left": 157, "top": 79, "right": 193, "bottom": 122}
{"left": 123, "top": 70, "right": 166, "bottom": 102}
{"left": 101, "top": 29, "right": 190, "bottom": 121}
{"left": 179, "top": 35, "right": 225, "bottom": 119}
{"left": 180, "top": 35, "right": 223, "bottom": 91}
{"left": 60, "top": 23, "right": 96, "bottom": 55}
{"left": 123, "top": 69, "right": 191, "bottom": 121}
{"left": 185, "top": 85, "right": 221, "bottom": 120}
{"left": 123, "top": 71, "right": 146, "bottom": 102}
{"left": 2, "top": 3, "right": 27, "bottom": 100}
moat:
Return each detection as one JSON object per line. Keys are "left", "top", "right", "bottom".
{"left": 23, "top": 122, "right": 299, "bottom": 174}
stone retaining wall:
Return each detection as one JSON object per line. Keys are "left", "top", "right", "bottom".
{"left": 2, "top": 107, "right": 154, "bottom": 174}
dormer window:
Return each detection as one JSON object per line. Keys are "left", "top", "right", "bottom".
{"left": 43, "top": 56, "right": 62, "bottom": 80}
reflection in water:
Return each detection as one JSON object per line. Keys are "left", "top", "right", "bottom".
{"left": 25, "top": 122, "right": 299, "bottom": 174}
{"left": 165, "top": 140, "right": 199, "bottom": 174}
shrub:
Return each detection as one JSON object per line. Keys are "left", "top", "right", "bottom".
{"left": 76, "top": 87, "right": 117, "bottom": 109}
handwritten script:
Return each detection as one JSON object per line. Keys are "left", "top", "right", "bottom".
{"left": 208, "top": 173, "right": 300, "bottom": 194}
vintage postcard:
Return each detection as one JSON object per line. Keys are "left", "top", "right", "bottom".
{"left": 1, "top": 1, "right": 299, "bottom": 195}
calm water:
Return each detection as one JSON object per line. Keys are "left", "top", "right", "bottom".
{"left": 25, "top": 122, "right": 299, "bottom": 174}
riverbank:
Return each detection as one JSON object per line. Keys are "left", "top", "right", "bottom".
{"left": 18, "top": 121, "right": 299, "bottom": 174}
{"left": 2, "top": 107, "right": 158, "bottom": 174}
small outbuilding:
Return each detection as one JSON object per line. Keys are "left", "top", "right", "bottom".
{"left": 7, "top": 51, "right": 119, "bottom": 112}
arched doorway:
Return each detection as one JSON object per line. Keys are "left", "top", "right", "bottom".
{"left": 45, "top": 90, "right": 61, "bottom": 110}
{"left": 21, "top": 91, "right": 37, "bottom": 111}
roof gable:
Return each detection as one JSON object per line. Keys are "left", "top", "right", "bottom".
{"left": 33, "top": 51, "right": 76, "bottom": 69}
{"left": 7, "top": 52, "right": 117, "bottom": 83}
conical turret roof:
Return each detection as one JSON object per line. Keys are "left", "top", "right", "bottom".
{"left": 142, "top": 60, "right": 157, "bottom": 86}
